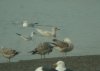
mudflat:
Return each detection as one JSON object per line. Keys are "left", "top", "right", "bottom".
{"left": 0, "top": 55, "right": 100, "bottom": 71}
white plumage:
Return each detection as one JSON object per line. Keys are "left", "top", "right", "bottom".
{"left": 22, "top": 20, "right": 38, "bottom": 28}
{"left": 35, "top": 27, "right": 60, "bottom": 38}
{"left": 54, "top": 61, "right": 66, "bottom": 71}
{"left": 35, "top": 61, "right": 71, "bottom": 71}
{"left": 22, "top": 20, "right": 29, "bottom": 27}
{"left": 63, "top": 38, "right": 73, "bottom": 48}
{"left": 35, "top": 66, "right": 43, "bottom": 71}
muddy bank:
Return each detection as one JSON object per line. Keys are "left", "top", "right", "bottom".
{"left": 0, "top": 55, "right": 100, "bottom": 71}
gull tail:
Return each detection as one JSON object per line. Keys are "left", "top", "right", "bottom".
{"left": 16, "top": 33, "right": 28, "bottom": 40}
{"left": 16, "top": 33, "right": 22, "bottom": 36}
{"left": 36, "top": 28, "right": 44, "bottom": 34}
{"left": 28, "top": 50, "right": 37, "bottom": 55}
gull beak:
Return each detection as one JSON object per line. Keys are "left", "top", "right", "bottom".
{"left": 52, "top": 63, "right": 57, "bottom": 68}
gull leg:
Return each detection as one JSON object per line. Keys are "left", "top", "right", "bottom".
{"left": 43, "top": 55, "right": 45, "bottom": 59}
{"left": 64, "top": 53, "right": 67, "bottom": 58}
{"left": 62, "top": 53, "right": 67, "bottom": 58}
{"left": 41, "top": 55, "right": 42, "bottom": 59}
{"left": 8, "top": 58, "right": 11, "bottom": 63}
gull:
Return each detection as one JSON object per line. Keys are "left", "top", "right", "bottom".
{"left": 53, "top": 60, "right": 73, "bottom": 71}
{"left": 52, "top": 38, "right": 74, "bottom": 57}
{"left": 16, "top": 32, "right": 35, "bottom": 41}
{"left": 29, "top": 42, "right": 54, "bottom": 59}
{"left": 0, "top": 47, "right": 19, "bottom": 62}
{"left": 35, "top": 60, "right": 72, "bottom": 71}
{"left": 63, "top": 38, "right": 73, "bottom": 48}
{"left": 11, "top": 20, "right": 38, "bottom": 28}
{"left": 35, "top": 27, "right": 60, "bottom": 38}
{"left": 22, "top": 20, "right": 53, "bottom": 28}
{"left": 22, "top": 20, "right": 39, "bottom": 28}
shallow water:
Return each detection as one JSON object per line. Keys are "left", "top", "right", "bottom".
{"left": 0, "top": 0, "right": 100, "bottom": 62}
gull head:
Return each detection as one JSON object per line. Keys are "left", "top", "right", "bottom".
{"left": 53, "top": 60, "right": 66, "bottom": 71}
{"left": 22, "top": 20, "right": 28, "bottom": 27}
{"left": 56, "top": 61, "right": 65, "bottom": 67}
{"left": 64, "top": 38, "right": 72, "bottom": 43}
{"left": 54, "top": 27, "right": 60, "bottom": 31}
{"left": 30, "top": 32, "right": 36, "bottom": 37}
{"left": 35, "top": 66, "right": 43, "bottom": 71}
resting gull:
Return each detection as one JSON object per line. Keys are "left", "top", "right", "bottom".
{"left": 35, "top": 60, "right": 72, "bottom": 71}
{"left": 0, "top": 47, "right": 19, "bottom": 62}
{"left": 52, "top": 38, "right": 74, "bottom": 57}
{"left": 53, "top": 60, "right": 73, "bottom": 71}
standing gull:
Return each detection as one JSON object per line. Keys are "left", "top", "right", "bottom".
{"left": 52, "top": 38, "right": 74, "bottom": 57}
{"left": 35, "top": 27, "right": 60, "bottom": 38}
{"left": 0, "top": 47, "right": 19, "bottom": 62}
{"left": 29, "top": 42, "right": 54, "bottom": 59}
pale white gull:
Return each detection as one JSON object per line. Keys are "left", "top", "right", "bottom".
{"left": 35, "top": 27, "right": 60, "bottom": 38}
{"left": 53, "top": 60, "right": 73, "bottom": 71}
